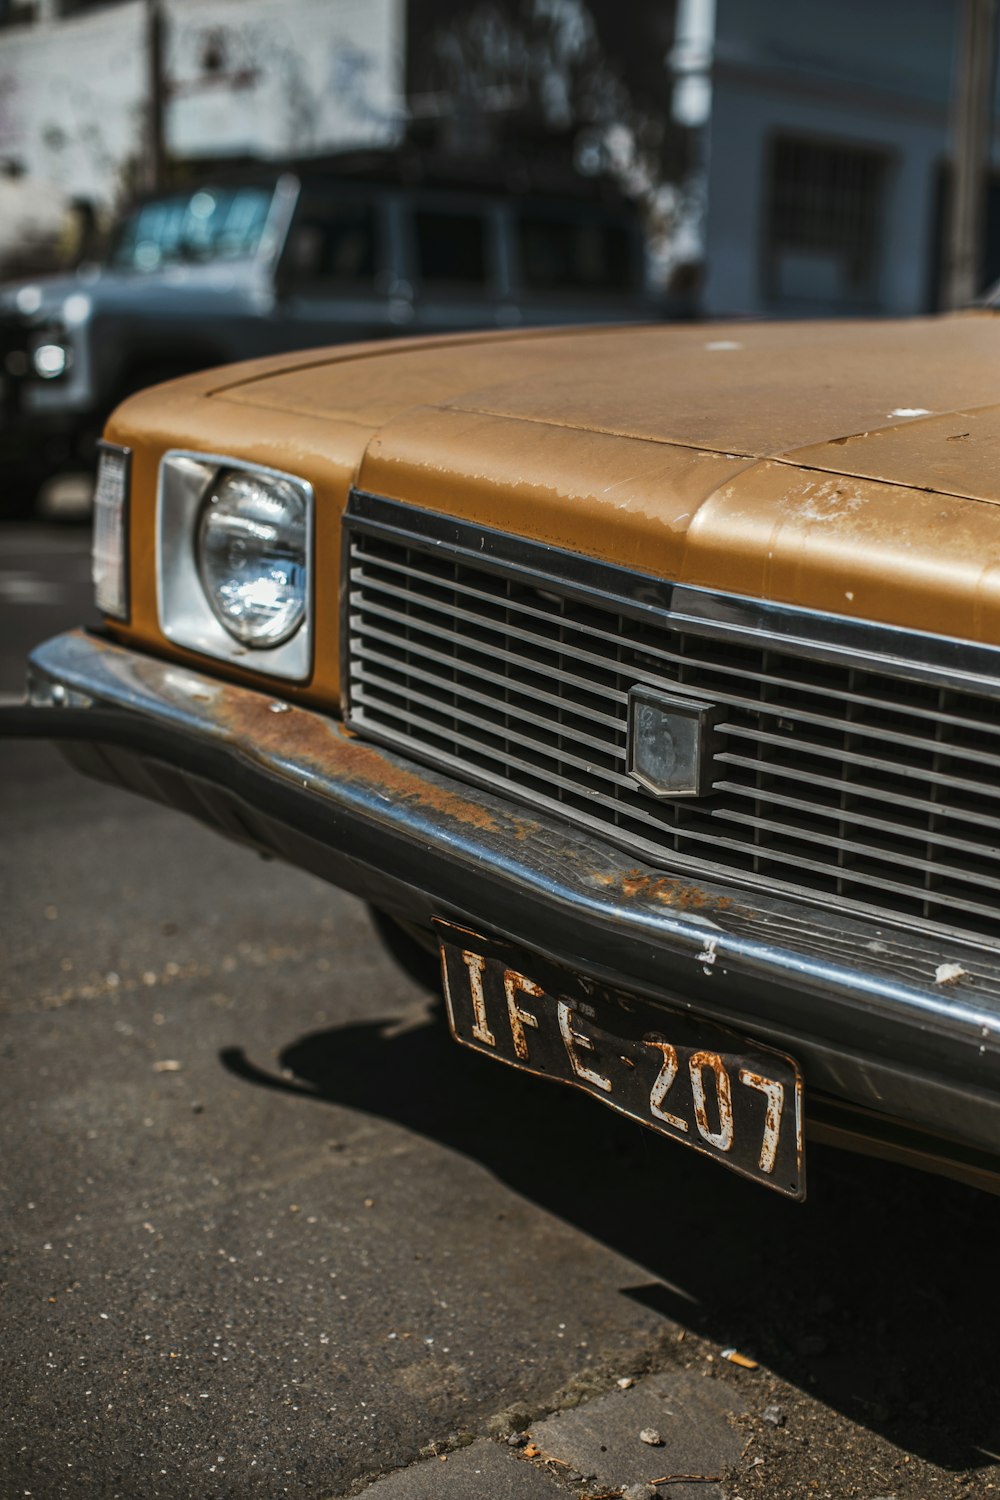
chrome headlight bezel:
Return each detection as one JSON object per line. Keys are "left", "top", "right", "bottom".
{"left": 157, "top": 450, "right": 314, "bottom": 682}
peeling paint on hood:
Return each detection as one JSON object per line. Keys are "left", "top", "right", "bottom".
{"left": 211, "top": 313, "right": 1000, "bottom": 502}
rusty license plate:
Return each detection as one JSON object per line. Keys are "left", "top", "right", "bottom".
{"left": 438, "top": 922, "right": 805, "bottom": 1198}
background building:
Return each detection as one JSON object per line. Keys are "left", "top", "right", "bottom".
{"left": 706, "top": 0, "right": 967, "bottom": 316}
{"left": 0, "top": 0, "right": 403, "bottom": 206}
{"left": 1, "top": 0, "right": 999, "bottom": 316}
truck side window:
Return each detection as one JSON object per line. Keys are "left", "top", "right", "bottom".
{"left": 284, "top": 199, "right": 377, "bottom": 286}
{"left": 414, "top": 210, "right": 487, "bottom": 288}
{"left": 517, "top": 214, "right": 631, "bottom": 292}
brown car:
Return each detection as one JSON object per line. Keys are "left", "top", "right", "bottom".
{"left": 7, "top": 315, "right": 1000, "bottom": 1199}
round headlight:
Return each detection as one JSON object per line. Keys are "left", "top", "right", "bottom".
{"left": 197, "top": 470, "right": 308, "bottom": 647}
{"left": 33, "top": 342, "right": 69, "bottom": 379}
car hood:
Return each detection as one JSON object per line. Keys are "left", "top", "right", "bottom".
{"left": 207, "top": 312, "right": 1000, "bottom": 501}
{"left": 0, "top": 260, "right": 262, "bottom": 318}
{"left": 110, "top": 313, "right": 1000, "bottom": 649}
{"left": 0, "top": 269, "right": 84, "bottom": 316}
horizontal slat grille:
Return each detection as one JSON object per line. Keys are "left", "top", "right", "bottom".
{"left": 345, "top": 515, "right": 1000, "bottom": 944}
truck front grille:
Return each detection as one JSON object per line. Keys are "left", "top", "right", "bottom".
{"left": 0, "top": 313, "right": 30, "bottom": 420}
{"left": 344, "top": 494, "right": 1000, "bottom": 945}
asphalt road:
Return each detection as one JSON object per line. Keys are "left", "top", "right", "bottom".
{"left": 3, "top": 522, "right": 1000, "bottom": 1500}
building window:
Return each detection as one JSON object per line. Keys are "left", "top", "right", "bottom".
{"left": 764, "top": 135, "right": 888, "bottom": 312}
{"left": 1, "top": 0, "right": 142, "bottom": 24}
{"left": 0, "top": 0, "right": 36, "bottom": 26}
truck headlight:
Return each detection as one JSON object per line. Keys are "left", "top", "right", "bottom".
{"left": 32, "top": 341, "right": 70, "bottom": 379}
{"left": 198, "top": 471, "right": 308, "bottom": 647}
{"left": 157, "top": 451, "right": 313, "bottom": 682}
{"left": 92, "top": 442, "right": 131, "bottom": 620}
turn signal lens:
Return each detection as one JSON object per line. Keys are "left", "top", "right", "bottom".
{"left": 92, "top": 443, "right": 130, "bottom": 620}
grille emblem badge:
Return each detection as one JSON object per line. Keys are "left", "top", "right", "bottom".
{"left": 627, "top": 687, "right": 721, "bottom": 799}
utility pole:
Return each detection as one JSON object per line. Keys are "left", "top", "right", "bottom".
{"left": 945, "top": 0, "right": 998, "bottom": 308}
{"left": 143, "top": 0, "right": 167, "bottom": 193}
{"left": 664, "top": 0, "right": 716, "bottom": 303}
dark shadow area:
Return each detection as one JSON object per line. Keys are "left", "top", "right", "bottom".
{"left": 221, "top": 1000, "right": 1000, "bottom": 1476}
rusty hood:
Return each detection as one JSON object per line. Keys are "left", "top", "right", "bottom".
{"left": 112, "top": 312, "right": 1000, "bottom": 650}
{"left": 208, "top": 312, "right": 1000, "bottom": 491}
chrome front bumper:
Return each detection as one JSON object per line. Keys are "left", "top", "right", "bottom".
{"left": 7, "top": 629, "right": 1000, "bottom": 1184}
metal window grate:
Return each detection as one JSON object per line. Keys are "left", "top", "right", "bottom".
{"left": 344, "top": 501, "right": 1000, "bottom": 947}
{"left": 766, "top": 134, "right": 887, "bottom": 309}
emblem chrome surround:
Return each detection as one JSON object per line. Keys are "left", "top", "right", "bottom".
{"left": 626, "top": 686, "right": 721, "bottom": 798}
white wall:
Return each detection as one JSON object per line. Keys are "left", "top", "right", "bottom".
{"left": 0, "top": 0, "right": 404, "bottom": 208}
{"left": 0, "top": 2, "right": 146, "bottom": 204}
{"left": 167, "top": 0, "right": 404, "bottom": 164}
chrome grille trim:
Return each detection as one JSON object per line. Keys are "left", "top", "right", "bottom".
{"left": 343, "top": 491, "right": 1000, "bottom": 946}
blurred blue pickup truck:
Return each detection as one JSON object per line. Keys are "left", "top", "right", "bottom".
{"left": 0, "top": 159, "right": 667, "bottom": 511}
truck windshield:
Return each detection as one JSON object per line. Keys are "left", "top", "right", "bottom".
{"left": 108, "top": 186, "right": 274, "bottom": 271}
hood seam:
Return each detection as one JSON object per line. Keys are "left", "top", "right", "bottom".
{"left": 435, "top": 401, "right": 1000, "bottom": 508}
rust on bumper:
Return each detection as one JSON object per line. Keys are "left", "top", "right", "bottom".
{"left": 6, "top": 627, "right": 1000, "bottom": 1180}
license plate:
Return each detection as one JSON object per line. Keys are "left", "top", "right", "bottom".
{"left": 438, "top": 921, "right": 805, "bottom": 1198}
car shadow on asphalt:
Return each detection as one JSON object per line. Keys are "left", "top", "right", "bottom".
{"left": 220, "top": 1000, "right": 1000, "bottom": 1477}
